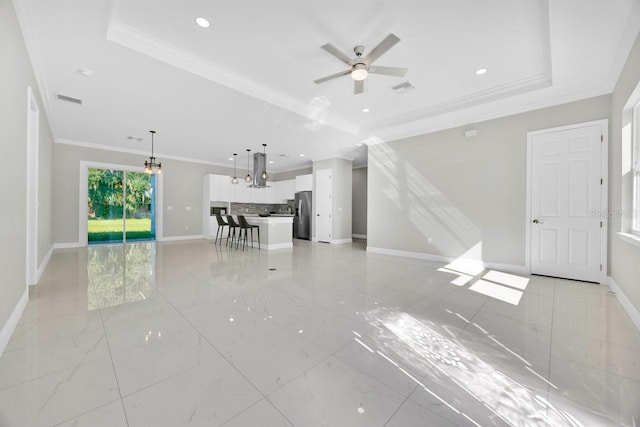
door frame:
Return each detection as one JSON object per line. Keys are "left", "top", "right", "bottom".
{"left": 26, "top": 87, "right": 39, "bottom": 286}
{"left": 315, "top": 168, "right": 332, "bottom": 243}
{"left": 79, "top": 161, "right": 163, "bottom": 246}
{"left": 525, "top": 119, "right": 608, "bottom": 283}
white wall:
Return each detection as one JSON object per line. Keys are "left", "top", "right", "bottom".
{"left": 352, "top": 167, "right": 367, "bottom": 237}
{"left": 368, "top": 95, "right": 611, "bottom": 268}
{"left": 609, "top": 31, "right": 640, "bottom": 318}
{"left": 0, "top": 0, "right": 54, "bottom": 352}
{"left": 53, "top": 143, "right": 234, "bottom": 244}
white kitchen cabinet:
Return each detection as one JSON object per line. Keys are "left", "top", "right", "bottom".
{"left": 271, "top": 179, "right": 295, "bottom": 202}
{"left": 284, "top": 179, "right": 295, "bottom": 199}
{"left": 295, "top": 174, "right": 312, "bottom": 192}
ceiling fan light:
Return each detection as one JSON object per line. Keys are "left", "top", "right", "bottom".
{"left": 351, "top": 64, "right": 368, "bottom": 81}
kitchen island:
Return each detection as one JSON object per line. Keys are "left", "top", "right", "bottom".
{"left": 244, "top": 215, "right": 293, "bottom": 250}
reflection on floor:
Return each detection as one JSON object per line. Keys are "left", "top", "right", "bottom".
{"left": 0, "top": 240, "right": 638, "bottom": 426}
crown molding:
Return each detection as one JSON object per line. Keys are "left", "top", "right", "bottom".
{"left": 55, "top": 138, "right": 233, "bottom": 168}
{"left": 105, "top": 19, "right": 358, "bottom": 137}
{"left": 367, "top": 86, "right": 611, "bottom": 144}
{"left": 11, "top": 0, "right": 58, "bottom": 137}
{"left": 604, "top": 0, "right": 640, "bottom": 93}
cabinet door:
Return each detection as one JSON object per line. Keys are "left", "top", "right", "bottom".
{"left": 285, "top": 179, "right": 295, "bottom": 200}
{"left": 219, "top": 175, "right": 231, "bottom": 201}
{"left": 272, "top": 181, "right": 282, "bottom": 203}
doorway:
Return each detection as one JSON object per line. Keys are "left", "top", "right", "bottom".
{"left": 526, "top": 120, "right": 608, "bottom": 283}
{"left": 86, "top": 167, "right": 157, "bottom": 244}
{"left": 316, "top": 169, "right": 332, "bottom": 243}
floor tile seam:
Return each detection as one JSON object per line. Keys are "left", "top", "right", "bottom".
{"left": 262, "top": 345, "right": 345, "bottom": 400}
{"left": 548, "top": 352, "right": 640, "bottom": 383}
{"left": 160, "top": 294, "right": 276, "bottom": 404}
{"left": 96, "top": 307, "right": 131, "bottom": 427}
{"left": 331, "top": 344, "right": 427, "bottom": 400}
{"left": 548, "top": 327, "right": 640, "bottom": 349}
{"left": 219, "top": 396, "right": 296, "bottom": 427}
{"left": 1, "top": 327, "right": 108, "bottom": 357}
{"left": 17, "top": 307, "right": 95, "bottom": 329}
{"left": 49, "top": 397, "right": 122, "bottom": 427}
{"left": 381, "top": 391, "right": 416, "bottom": 427}
{"left": 0, "top": 344, "right": 115, "bottom": 392}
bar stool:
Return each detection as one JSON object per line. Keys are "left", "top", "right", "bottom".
{"left": 214, "top": 214, "right": 228, "bottom": 245}
{"left": 237, "top": 215, "right": 260, "bottom": 250}
{"left": 225, "top": 215, "right": 240, "bottom": 247}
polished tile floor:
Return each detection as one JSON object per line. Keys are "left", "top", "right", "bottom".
{"left": 0, "top": 239, "right": 639, "bottom": 426}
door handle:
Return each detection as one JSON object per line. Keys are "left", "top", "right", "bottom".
{"left": 532, "top": 219, "right": 544, "bottom": 224}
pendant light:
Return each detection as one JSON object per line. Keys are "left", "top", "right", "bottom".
{"left": 260, "top": 143, "right": 269, "bottom": 180}
{"left": 244, "top": 149, "right": 252, "bottom": 183}
{"left": 231, "top": 153, "right": 239, "bottom": 184}
{"left": 144, "top": 130, "right": 162, "bottom": 175}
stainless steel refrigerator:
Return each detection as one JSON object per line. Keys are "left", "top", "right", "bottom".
{"left": 294, "top": 191, "right": 312, "bottom": 240}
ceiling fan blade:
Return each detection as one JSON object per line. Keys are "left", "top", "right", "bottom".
{"left": 320, "top": 43, "right": 355, "bottom": 66}
{"left": 363, "top": 33, "right": 401, "bottom": 64}
{"left": 354, "top": 79, "right": 365, "bottom": 95}
{"left": 314, "top": 69, "right": 351, "bottom": 84}
{"left": 368, "top": 65, "right": 408, "bottom": 77}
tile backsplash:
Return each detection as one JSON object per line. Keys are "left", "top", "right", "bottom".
{"left": 230, "top": 201, "right": 294, "bottom": 215}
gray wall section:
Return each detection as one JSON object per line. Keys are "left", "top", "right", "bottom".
{"left": 368, "top": 95, "right": 611, "bottom": 267}
{"left": 352, "top": 167, "right": 367, "bottom": 236}
{"left": 272, "top": 167, "right": 313, "bottom": 182}
{"left": 610, "top": 32, "right": 640, "bottom": 314}
{"left": 53, "top": 143, "right": 234, "bottom": 243}
{"left": 0, "top": 0, "right": 54, "bottom": 336}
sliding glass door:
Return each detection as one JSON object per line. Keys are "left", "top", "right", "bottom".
{"left": 87, "top": 168, "right": 155, "bottom": 243}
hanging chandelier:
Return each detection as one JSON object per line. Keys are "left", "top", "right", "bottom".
{"left": 245, "top": 149, "right": 252, "bottom": 183}
{"left": 144, "top": 130, "right": 162, "bottom": 174}
{"left": 260, "top": 143, "right": 269, "bottom": 180}
{"left": 231, "top": 153, "right": 239, "bottom": 184}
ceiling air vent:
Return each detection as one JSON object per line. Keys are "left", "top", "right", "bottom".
{"left": 391, "top": 81, "right": 415, "bottom": 94}
{"left": 56, "top": 94, "right": 83, "bottom": 105}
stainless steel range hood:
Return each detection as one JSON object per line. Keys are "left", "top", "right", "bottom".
{"left": 249, "top": 152, "right": 270, "bottom": 188}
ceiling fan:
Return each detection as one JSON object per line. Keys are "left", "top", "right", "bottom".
{"left": 313, "top": 33, "right": 407, "bottom": 95}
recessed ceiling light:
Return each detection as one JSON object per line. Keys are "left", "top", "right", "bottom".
{"left": 228, "top": 157, "right": 233, "bottom": 161}
{"left": 475, "top": 68, "right": 488, "bottom": 75}
{"left": 269, "top": 160, "right": 274, "bottom": 164}
{"left": 299, "top": 154, "right": 305, "bottom": 157}
{"left": 362, "top": 108, "right": 370, "bottom": 113}
{"left": 195, "top": 17, "right": 210, "bottom": 28}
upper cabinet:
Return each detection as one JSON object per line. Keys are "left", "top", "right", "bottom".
{"left": 295, "top": 174, "right": 312, "bottom": 192}
{"left": 205, "top": 174, "right": 294, "bottom": 204}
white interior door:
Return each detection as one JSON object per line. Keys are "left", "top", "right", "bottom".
{"left": 529, "top": 123, "right": 604, "bottom": 283}
{"left": 316, "top": 169, "right": 332, "bottom": 243}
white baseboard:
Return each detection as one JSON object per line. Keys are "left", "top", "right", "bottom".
{"left": 609, "top": 276, "right": 640, "bottom": 331}
{"left": 332, "top": 238, "right": 353, "bottom": 245}
{"left": 0, "top": 289, "right": 28, "bottom": 357}
{"left": 352, "top": 234, "right": 367, "bottom": 239}
{"left": 157, "top": 235, "right": 204, "bottom": 242}
{"left": 366, "top": 246, "right": 528, "bottom": 275}
{"left": 33, "top": 245, "right": 54, "bottom": 285}
{"left": 53, "top": 242, "right": 84, "bottom": 249}
{"left": 262, "top": 242, "right": 293, "bottom": 250}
